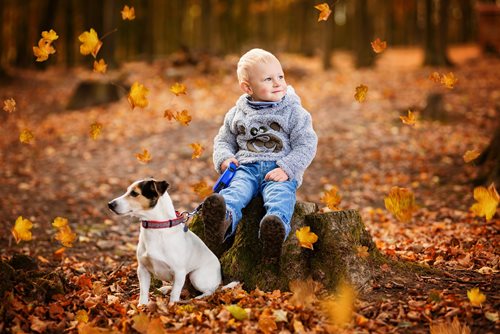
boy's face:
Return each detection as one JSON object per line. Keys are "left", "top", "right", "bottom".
{"left": 242, "top": 59, "right": 287, "bottom": 102}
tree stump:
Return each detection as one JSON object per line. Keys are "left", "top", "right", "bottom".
{"left": 190, "top": 197, "right": 385, "bottom": 292}
{"left": 67, "top": 80, "right": 127, "bottom": 110}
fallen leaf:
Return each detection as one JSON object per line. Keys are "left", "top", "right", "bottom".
{"left": 3, "top": 98, "right": 16, "bottom": 113}
{"left": 485, "top": 311, "right": 499, "bottom": 322}
{"left": 470, "top": 183, "right": 499, "bottom": 221}
{"left": 296, "top": 226, "right": 318, "bottom": 250}
{"left": 226, "top": 304, "right": 249, "bottom": 320}
{"left": 189, "top": 143, "right": 204, "bottom": 159}
{"left": 93, "top": 59, "right": 107, "bottom": 74}
{"left": 170, "top": 82, "right": 187, "bottom": 96}
{"left": 78, "top": 28, "right": 102, "bottom": 58}
{"left": 314, "top": 3, "right": 332, "bottom": 22}
{"left": 371, "top": 38, "right": 387, "bottom": 53}
{"left": 289, "top": 278, "right": 320, "bottom": 307}
{"left": 429, "top": 317, "right": 471, "bottom": 334}
{"left": 320, "top": 186, "right": 342, "bottom": 210}
{"left": 12, "top": 216, "right": 33, "bottom": 243}
{"left": 354, "top": 84, "right": 368, "bottom": 103}
{"left": 258, "top": 309, "right": 277, "bottom": 334}
{"left": 19, "top": 129, "right": 34, "bottom": 144}
{"left": 55, "top": 225, "right": 77, "bottom": 247}
{"left": 136, "top": 149, "right": 152, "bottom": 164}
{"left": 121, "top": 5, "right": 136, "bottom": 20}
{"left": 75, "top": 310, "right": 89, "bottom": 323}
{"left": 400, "top": 110, "right": 417, "bottom": 126}
{"left": 384, "top": 186, "right": 418, "bottom": 222}
{"left": 463, "top": 149, "right": 480, "bottom": 163}
{"left": 467, "top": 287, "right": 486, "bottom": 306}
{"left": 357, "top": 245, "right": 369, "bottom": 258}
{"left": 132, "top": 313, "right": 150, "bottom": 334}
{"left": 128, "top": 82, "right": 149, "bottom": 109}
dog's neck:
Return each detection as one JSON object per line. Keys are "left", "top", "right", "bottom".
{"left": 139, "top": 193, "right": 177, "bottom": 221}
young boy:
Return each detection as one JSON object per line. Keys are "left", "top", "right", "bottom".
{"left": 202, "top": 48, "right": 317, "bottom": 264}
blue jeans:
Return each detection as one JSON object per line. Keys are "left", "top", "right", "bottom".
{"left": 219, "top": 161, "right": 298, "bottom": 240}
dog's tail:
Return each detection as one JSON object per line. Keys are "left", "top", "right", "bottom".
{"left": 221, "top": 281, "right": 240, "bottom": 290}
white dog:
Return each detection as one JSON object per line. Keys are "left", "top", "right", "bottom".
{"left": 108, "top": 178, "right": 222, "bottom": 305}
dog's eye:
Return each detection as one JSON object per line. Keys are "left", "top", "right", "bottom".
{"left": 130, "top": 190, "right": 140, "bottom": 197}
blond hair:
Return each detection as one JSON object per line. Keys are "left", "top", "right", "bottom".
{"left": 237, "top": 48, "right": 280, "bottom": 83}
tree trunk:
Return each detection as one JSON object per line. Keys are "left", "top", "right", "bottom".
{"left": 191, "top": 197, "right": 384, "bottom": 292}
{"left": 475, "top": 107, "right": 500, "bottom": 186}
{"left": 423, "top": 0, "right": 453, "bottom": 66}
{"left": 354, "top": 0, "right": 375, "bottom": 68}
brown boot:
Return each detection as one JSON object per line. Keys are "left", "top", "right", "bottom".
{"left": 202, "top": 194, "right": 231, "bottom": 256}
{"left": 259, "top": 215, "right": 286, "bottom": 265}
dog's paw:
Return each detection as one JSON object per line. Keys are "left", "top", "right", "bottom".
{"left": 158, "top": 286, "right": 171, "bottom": 295}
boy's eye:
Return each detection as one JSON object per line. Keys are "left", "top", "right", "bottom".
{"left": 264, "top": 77, "right": 272, "bottom": 81}
{"left": 130, "top": 190, "right": 139, "bottom": 197}
{"left": 279, "top": 75, "right": 284, "bottom": 80}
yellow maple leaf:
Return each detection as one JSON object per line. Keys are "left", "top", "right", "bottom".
{"left": 128, "top": 82, "right": 149, "bottom": 109}
{"left": 19, "top": 129, "right": 34, "bottom": 144}
{"left": 164, "top": 109, "right": 176, "bottom": 120}
{"left": 354, "top": 84, "right": 368, "bottom": 103}
{"left": 3, "top": 98, "right": 16, "bottom": 113}
{"left": 258, "top": 309, "right": 278, "bottom": 334}
{"left": 52, "top": 216, "right": 69, "bottom": 228}
{"left": 78, "top": 28, "right": 103, "bottom": 58}
{"left": 75, "top": 310, "right": 89, "bottom": 324}
{"left": 41, "top": 29, "right": 59, "bottom": 41}
{"left": 54, "top": 224, "right": 77, "bottom": 247}
{"left": 371, "top": 38, "right": 387, "bottom": 53}
{"left": 463, "top": 149, "right": 480, "bottom": 163}
{"left": 384, "top": 186, "right": 418, "bottom": 222}
{"left": 441, "top": 72, "right": 458, "bottom": 89}
{"left": 400, "top": 110, "right": 417, "bottom": 126}
{"left": 467, "top": 287, "right": 486, "bottom": 307}
{"left": 12, "top": 216, "right": 33, "bottom": 243}
{"left": 429, "top": 317, "right": 471, "bottom": 334}
{"left": 121, "top": 5, "right": 136, "bottom": 20}
{"left": 33, "top": 39, "right": 55, "bottom": 62}
{"left": 170, "top": 82, "right": 187, "bottom": 96}
{"left": 470, "top": 183, "right": 499, "bottom": 221}
{"left": 296, "top": 226, "right": 318, "bottom": 250}
{"left": 320, "top": 186, "right": 342, "bottom": 210}
{"left": 136, "top": 149, "right": 152, "bottom": 164}
{"left": 429, "top": 72, "right": 441, "bottom": 83}
{"left": 189, "top": 143, "right": 204, "bottom": 159}
{"left": 191, "top": 180, "right": 212, "bottom": 199}
{"left": 89, "top": 122, "right": 103, "bottom": 140}
{"left": 289, "top": 278, "right": 320, "bottom": 307}
{"left": 93, "top": 59, "right": 107, "bottom": 74}
{"left": 175, "top": 110, "right": 192, "bottom": 126}
{"left": 321, "top": 281, "right": 356, "bottom": 327}
{"left": 314, "top": 3, "right": 332, "bottom": 22}
{"left": 356, "top": 245, "right": 369, "bottom": 258}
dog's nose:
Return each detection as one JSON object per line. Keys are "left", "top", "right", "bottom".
{"left": 108, "top": 201, "right": 117, "bottom": 211}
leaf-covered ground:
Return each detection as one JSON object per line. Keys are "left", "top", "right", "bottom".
{"left": 0, "top": 45, "right": 499, "bottom": 333}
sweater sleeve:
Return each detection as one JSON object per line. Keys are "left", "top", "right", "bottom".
{"left": 276, "top": 107, "right": 318, "bottom": 180}
{"left": 213, "top": 107, "right": 238, "bottom": 174}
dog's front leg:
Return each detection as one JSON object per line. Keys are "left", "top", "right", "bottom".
{"left": 169, "top": 270, "right": 186, "bottom": 303}
{"left": 137, "top": 264, "right": 151, "bottom": 305}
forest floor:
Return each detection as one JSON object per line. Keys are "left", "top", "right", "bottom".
{"left": 0, "top": 45, "right": 499, "bottom": 333}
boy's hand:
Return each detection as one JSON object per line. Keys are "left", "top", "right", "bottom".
{"left": 221, "top": 158, "right": 239, "bottom": 172}
{"left": 265, "top": 168, "right": 289, "bottom": 182}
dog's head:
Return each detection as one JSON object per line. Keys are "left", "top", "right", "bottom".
{"left": 108, "top": 178, "right": 169, "bottom": 216}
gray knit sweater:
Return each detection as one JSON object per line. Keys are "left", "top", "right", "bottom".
{"left": 213, "top": 86, "right": 317, "bottom": 186}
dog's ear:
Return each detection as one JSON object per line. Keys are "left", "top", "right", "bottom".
{"left": 155, "top": 180, "right": 169, "bottom": 195}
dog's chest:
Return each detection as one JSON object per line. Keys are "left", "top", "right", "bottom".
{"left": 137, "top": 239, "right": 178, "bottom": 281}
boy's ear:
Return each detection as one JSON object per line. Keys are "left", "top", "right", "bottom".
{"left": 240, "top": 81, "right": 253, "bottom": 95}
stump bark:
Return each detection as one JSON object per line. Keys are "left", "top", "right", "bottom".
{"left": 191, "top": 197, "right": 384, "bottom": 292}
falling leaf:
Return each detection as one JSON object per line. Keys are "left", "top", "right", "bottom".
{"left": 467, "top": 287, "right": 486, "bottom": 306}
{"left": 170, "top": 82, "right": 187, "bottom": 96}
{"left": 33, "top": 39, "right": 55, "bottom": 62}
{"left": 19, "top": 129, "right": 34, "bottom": 144}
{"left": 321, "top": 281, "right": 356, "bottom": 327}
{"left": 121, "top": 5, "right": 136, "bottom": 20}
{"left": 175, "top": 110, "right": 192, "bottom": 126}
{"left": 89, "top": 122, "right": 103, "bottom": 140}
{"left": 52, "top": 216, "right": 69, "bottom": 228}
{"left": 258, "top": 309, "right": 277, "bottom": 334}
{"left": 189, "top": 143, "right": 204, "bottom": 159}
{"left": 429, "top": 72, "right": 441, "bottom": 83}
{"left": 441, "top": 72, "right": 458, "bottom": 89}
{"left": 41, "top": 29, "right": 59, "bottom": 41}
{"left": 128, "top": 82, "right": 149, "bottom": 109}
{"left": 400, "top": 110, "right": 417, "bottom": 126}
{"left": 55, "top": 225, "right": 77, "bottom": 247}
{"left": 191, "top": 180, "right": 212, "bottom": 199}
{"left": 226, "top": 305, "right": 249, "bottom": 320}
{"left": 357, "top": 245, "right": 369, "bottom": 258}
{"left": 93, "top": 59, "right": 107, "bottom": 74}
{"left": 296, "top": 226, "right": 318, "bottom": 250}
{"left": 384, "top": 186, "right": 418, "bottom": 222}
{"left": 314, "top": 3, "right": 332, "bottom": 22}
{"left": 354, "top": 84, "right": 368, "bottom": 103}
{"left": 164, "top": 109, "right": 176, "bottom": 120}
{"left": 12, "top": 216, "right": 33, "bottom": 243}
{"left": 470, "top": 183, "right": 499, "bottom": 221}
{"left": 78, "top": 28, "right": 103, "bottom": 58}
{"left": 429, "top": 317, "right": 471, "bottom": 334}
{"left": 75, "top": 310, "right": 89, "bottom": 323}
{"left": 463, "top": 149, "right": 480, "bottom": 163}
{"left": 320, "top": 186, "right": 342, "bottom": 210}
{"left": 3, "top": 98, "right": 16, "bottom": 113}
{"left": 136, "top": 149, "right": 152, "bottom": 164}
{"left": 371, "top": 38, "right": 387, "bottom": 53}
{"left": 289, "top": 278, "right": 320, "bottom": 307}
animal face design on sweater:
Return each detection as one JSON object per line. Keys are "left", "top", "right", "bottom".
{"left": 237, "top": 121, "right": 284, "bottom": 153}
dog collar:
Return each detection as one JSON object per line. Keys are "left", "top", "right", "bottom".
{"left": 141, "top": 211, "right": 186, "bottom": 229}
